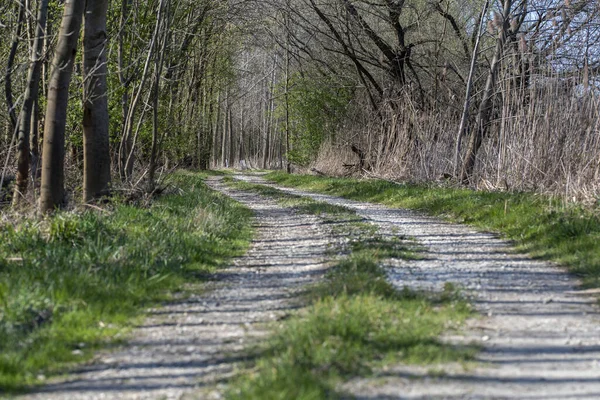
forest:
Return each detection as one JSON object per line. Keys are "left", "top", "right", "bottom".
{"left": 2, "top": 0, "right": 600, "bottom": 397}
{"left": 0, "top": 0, "right": 598, "bottom": 212}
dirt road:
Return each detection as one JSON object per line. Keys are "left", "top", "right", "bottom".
{"left": 239, "top": 174, "right": 600, "bottom": 400}
{"left": 20, "top": 177, "right": 335, "bottom": 400}
{"left": 20, "top": 174, "right": 600, "bottom": 400}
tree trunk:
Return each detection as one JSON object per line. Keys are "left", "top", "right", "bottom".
{"left": 5, "top": 1, "right": 25, "bottom": 133}
{"left": 40, "top": 0, "right": 85, "bottom": 213}
{"left": 117, "top": 0, "right": 131, "bottom": 179}
{"left": 228, "top": 106, "right": 234, "bottom": 167}
{"left": 30, "top": 98, "right": 41, "bottom": 185}
{"left": 120, "top": 0, "right": 163, "bottom": 181}
{"left": 149, "top": 0, "right": 170, "bottom": 190}
{"left": 238, "top": 107, "right": 245, "bottom": 164}
{"left": 261, "top": 113, "right": 270, "bottom": 170}
{"left": 284, "top": 25, "right": 291, "bottom": 173}
{"left": 221, "top": 90, "right": 228, "bottom": 167}
{"left": 206, "top": 81, "right": 216, "bottom": 170}
{"left": 212, "top": 90, "right": 221, "bottom": 167}
{"left": 82, "top": 0, "right": 111, "bottom": 202}
{"left": 453, "top": 0, "right": 489, "bottom": 177}
{"left": 460, "top": 0, "right": 513, "bottom": 184}
{"left": 14, "top": 0, "right": 49, "bottom": 205}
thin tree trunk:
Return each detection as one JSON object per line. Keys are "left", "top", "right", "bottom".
{"left": 284, "top": 22, "right": 292, "bottom": 173}
{"left": 228, "top": 104, "right": 234, "bottom": 167}
{"left": 117, "top": 0, "right": 131, "bottom": 179}
{"left": 14, "top": 0, "right": 49, "bottom": 204}
{"left": 197, "top": 73, "right": 207, "bottom": 170}
{"left": 40, "top": 0, "right": 85, "bottom": 213}
{"left": 268, "top": 88, "right": 277, "bottom": 166}
{"left": 41, "top": 2, "right": 52, "bottom": 98}
{"left": 30, "top": 97, "right": 41, "bottom": 185}
{"left": 261, "top": 112, "right": 270, "bottom": 170}
{"left": 221, "top": 90, "right": 228, "bottom": 167}
{"left": 238, "top": 106, "right": 245, "bottom": 163}
{"left": 460, "top": 0, "right": 512, "bottom": 183}
{"left": 212, "top": 90, "right": 221, "bottom": 167}
{"left": 203, "top": 79, "right": 214, "bottom": 170}
{"left": 82, "top": 0, "right": 111, "bottom": 202}
{"left": 199, "top": 77, "right": 210, "bottom": 169}
{"left": 453, "top": 0, "right": 489, "bottom": 177}
{"left": 261, "top": 57, "right": 277, "bottom": 169}
{"left": 149, "top": 0, "right": 170, "bottom": 190}
{"left": 120, "top": 0, "right": 163, "bottom": 181}
{"left": 5, "top": 1, "right": 25, "bottom": 133}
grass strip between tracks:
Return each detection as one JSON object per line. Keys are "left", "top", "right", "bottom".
{"left": 224, "top": 178, "right": 475, "bottom": 399}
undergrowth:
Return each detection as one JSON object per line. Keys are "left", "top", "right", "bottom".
{"left": 225, "top": 179, "right": 474, "bottom": 399}
{"left": 266, "top": 172, "right": 600, "bottom": 288}
{"left": 0, "top": 171, "right": 253, "bottom": 392}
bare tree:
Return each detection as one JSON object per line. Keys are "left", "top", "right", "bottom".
{"left": 460, "top": 0, "right": 514, "bottom": 183}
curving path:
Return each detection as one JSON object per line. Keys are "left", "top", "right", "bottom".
{"left": 235, "top": 174, "right": 600, "bottom": 400}
{"left": 20, "top": 177, "right": 335, "bottom": 400}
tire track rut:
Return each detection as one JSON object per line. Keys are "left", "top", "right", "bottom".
{"left": 236, "top": 174, "right": 600, "bottom": 400}
{"left": 20, "top": 177, "right": 334, "bottom": 400}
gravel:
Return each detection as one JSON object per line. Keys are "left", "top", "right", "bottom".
{"left": 19, "top": 177, "right": 335, "bottom": 400}
{"left": 18, "top": 173, "right": 600, "bottom": 400}
{"left": 238, "top": 174, "right": 600, "bottom": 400}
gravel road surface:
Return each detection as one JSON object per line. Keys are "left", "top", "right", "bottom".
{"left": 19, "top": 177, "right": 334, "bottom": 400}
{"left": 236, "top": 174, "right": 600, "bottom": 400}
{"left": 19, "top": 173, "right": 600, "bottom": 400}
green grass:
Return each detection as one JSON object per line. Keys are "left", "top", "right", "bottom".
{"left": 0, "top": 171, "right": 253, "bottom": 393}
{"left": 226, "top": 186, "right": 474, "bottom": 399}
{"left": 266, "top": 172, "right": 600, "bottom": 288}
{"left": 223, "top": 177, "right": 353, "bottom": 216}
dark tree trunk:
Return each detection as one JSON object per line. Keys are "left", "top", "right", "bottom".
{"left": 40, "top": 0, "right": 85, "bottom": 213}
{"left": 82, "top": 0, "right": 111, "bottom": 202}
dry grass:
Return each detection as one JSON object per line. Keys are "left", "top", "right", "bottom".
{"left": 315, "top": 70, "right": 600, "bottom": 204}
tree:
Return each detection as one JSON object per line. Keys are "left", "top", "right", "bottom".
{"left": 13, "top": 0, "right": 49, "bottom": 205}
{"left": 4, "top": 0, "right": 25, "bottom": 134}
{"left": 40, "top": 0, "right": 85, "bottom": 213}
{"left": 459, "top": 0, "right": 514, "bottom": 183}
{"left": 149, "top": 0, "right": 171, "bottom": 190}
{"left": 82, "top": 0, "right": 111, "bottom": 201}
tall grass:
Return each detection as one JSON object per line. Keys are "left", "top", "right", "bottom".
{"left": 313, "top": 47, "right": 599, "bottom": 202}
{"left": 0, "top": 172, "right": 253, "bottom": 392}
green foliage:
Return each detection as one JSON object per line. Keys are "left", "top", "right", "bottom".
{"left": 278, "top": 73, "right": 353, "bottom": 166}
{"left": 228, "top": 293, "right": 472, "bottom": 400}
{"left": 266, "top": 172, "right": 600, "bottom": 288}
{"left": 0, "top": 172, "right": 253, "bottom": 392}
{"left": 226, "top": 184, "right": 473, "bottom": 399}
